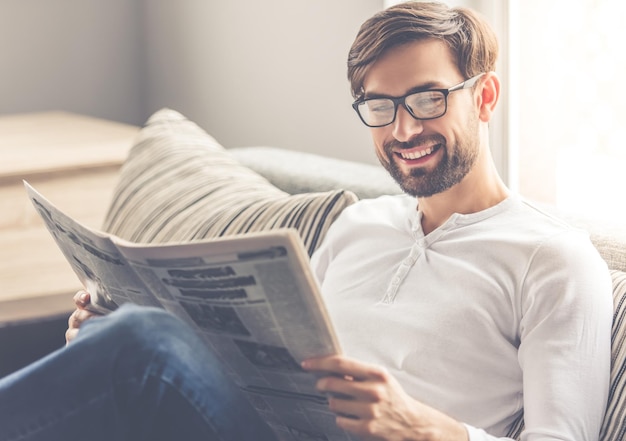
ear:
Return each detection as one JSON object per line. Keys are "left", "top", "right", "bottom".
{"left": 476, "top": 71, "right": 500, "bottom": 122}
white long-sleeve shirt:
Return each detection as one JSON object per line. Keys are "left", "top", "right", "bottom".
{"left": 310, "top": 194, "right": 612, "bottom": 441}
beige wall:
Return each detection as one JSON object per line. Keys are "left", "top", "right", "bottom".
{"left": 0, "top": 0, "right": 380, "bottom": 165}
{"left": 0, "top": 0, "right": 143, "bottom": 125}
{"left": 140, "top": 0, "right": 380, "bottom": 163}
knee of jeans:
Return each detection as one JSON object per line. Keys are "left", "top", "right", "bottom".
{"left": 97, "top": 304, "right": 199, "bottom": 356}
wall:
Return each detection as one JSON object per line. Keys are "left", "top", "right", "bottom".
{"left": 140, "top": 0, "right": 380, "bottom": 163}
{"left": 0, "top": 0, "right": 144, "bottom": 125}
{"left": 0, "top": 0, "right": 380, "bottom": 164}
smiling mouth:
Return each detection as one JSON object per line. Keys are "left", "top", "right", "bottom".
{"left": 396, "top": 144, "right": 442, "bottom": 160}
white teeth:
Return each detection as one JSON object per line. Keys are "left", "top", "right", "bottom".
{"left": 400, "top": 147, "right": 433, "bottom": 159}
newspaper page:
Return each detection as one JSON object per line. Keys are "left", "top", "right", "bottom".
{"left": 26, "top": 183, "right": 162, "bottom": 313}
{"left": 25, "top": 181, "right": 359, "bottom": 441}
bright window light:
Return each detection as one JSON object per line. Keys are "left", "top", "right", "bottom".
{"left": 513, "top": 0, "right": 626, "bottom": 220}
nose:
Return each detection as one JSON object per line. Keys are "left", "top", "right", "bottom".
{"left": 391, "top": 104, "right": 424, "bottom": 143}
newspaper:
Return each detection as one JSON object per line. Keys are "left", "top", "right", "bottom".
{"left": 25, "top": 181, "right": 359, "bottom": 441}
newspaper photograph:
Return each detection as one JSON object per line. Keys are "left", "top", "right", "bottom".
{"left": 25, "top": 181, "right": 359, "bottom": 441}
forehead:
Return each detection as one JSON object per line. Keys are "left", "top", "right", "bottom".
{"left": 362, "top": 39, "right": 462, "bottom": 96}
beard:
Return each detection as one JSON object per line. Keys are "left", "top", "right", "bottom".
{"left": 379, "top": 116, "right": 480, "bottom": 198}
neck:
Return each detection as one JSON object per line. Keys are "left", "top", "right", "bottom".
{"left": 417, "top": 154, "right": 509, "bottom": 235}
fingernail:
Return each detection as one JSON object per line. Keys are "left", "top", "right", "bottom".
{"left": 79, "top": 291, "right": 89, "bottom": 302}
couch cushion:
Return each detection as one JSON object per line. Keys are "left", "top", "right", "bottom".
{"left": 592, "top": 236, "right": 626, "bottom": 274}
{"left": 102, "top": 109, "right": 358, "bottom": 256}
{"left": 230, "top": 146, "right": 403, "bottom": 200}
{"left": 600, "top": 269, "right": 626, "bottom": 441}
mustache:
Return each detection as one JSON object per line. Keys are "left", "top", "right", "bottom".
{"left": 383, "top": 134, "right": 447, "bottom": 151}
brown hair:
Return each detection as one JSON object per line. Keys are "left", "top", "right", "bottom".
{"left": 347, "top": 1, "right": 499, "bottom": 99}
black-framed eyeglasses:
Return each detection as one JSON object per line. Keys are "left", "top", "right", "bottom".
{"left": 352, "top": 73, "right": 485, "bottom": 128}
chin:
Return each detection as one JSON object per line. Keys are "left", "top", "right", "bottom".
{"left": 394, "top": 166, "right": 469, "bottom": 198}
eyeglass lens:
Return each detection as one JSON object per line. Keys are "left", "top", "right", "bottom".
{"left": 356, "top": 90, "right": 447, "bottom": 127}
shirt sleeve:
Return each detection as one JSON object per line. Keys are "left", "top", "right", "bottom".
{"left": 464, "top": 424, "right": 515, "bottom": 440}
{"left": 469, "top": 230, "right": 612, "bottom": 441}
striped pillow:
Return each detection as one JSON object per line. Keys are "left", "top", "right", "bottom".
{"left": 600, "top": 269, "right": 626, "bottom": 441}
{"left": 507, "top": 269, "right": 626, "bottom": 441}
{"left": 102, "top": 109, "right": 358, "bottom": 256}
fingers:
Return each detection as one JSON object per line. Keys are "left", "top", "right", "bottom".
{"left": 66, "top": 290, "right": 99, "bottom": 345}
{"left": 66, "top": 308, "right": 94, "bottom": 345}
{"left": 329, "top": 397, "right": 376, "bottom": 420}
{"left": 68, "top": 307, "right": 94, "bottom": 328}
{"left": 65, "top": 327, "right": 79, "bottom": 345}
{"left": 73, "top": 290, "right": 91, "bottom": 309}
{"left": 302, "top": 355, "right": 392, "bottom": 406}
{"left": 302, "top": 355, "right": 387, "bottom": 382}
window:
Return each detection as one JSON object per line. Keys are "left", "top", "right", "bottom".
{"left": 512, "top": 0, "right": 626, "bottom": 220}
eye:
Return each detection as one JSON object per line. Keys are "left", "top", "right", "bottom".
{"left": 366, "top": 99, "right": 394, "bottom": 114}
{"left": 407, "top": 91, "right": 445, "bottom": 116}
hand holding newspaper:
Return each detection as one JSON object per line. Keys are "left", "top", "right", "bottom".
{"left": 25, "top": 181, "right": 358, "bottom": 441}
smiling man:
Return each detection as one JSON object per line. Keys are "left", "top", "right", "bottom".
{"left": 303, "top": 2, "right": 613, "bottom": 441}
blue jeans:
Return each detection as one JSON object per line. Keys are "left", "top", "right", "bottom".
{"left": 0, "top": 304, "right": 277, "bottom": 441}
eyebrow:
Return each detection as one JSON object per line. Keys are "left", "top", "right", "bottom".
{"left": 363, "top": 82, "right": 444, "bottom": 100}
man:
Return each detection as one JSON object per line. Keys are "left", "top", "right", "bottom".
{"left": 0, "top": 2, "right": 612, "bottom": 441}
{"left": 303, "top": 3, "right": 611, "bottom": 440}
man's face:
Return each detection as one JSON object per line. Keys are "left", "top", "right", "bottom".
{"left": 362, "top": 39, "right": 481, "bottom": 198}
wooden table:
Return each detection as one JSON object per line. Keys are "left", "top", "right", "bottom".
{"left": 0, "top": 112, "right": 139, "bottom": 323}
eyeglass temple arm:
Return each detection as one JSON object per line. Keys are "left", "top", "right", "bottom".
{"left": 449, "top": 72, "right": 486, "bottom": 92}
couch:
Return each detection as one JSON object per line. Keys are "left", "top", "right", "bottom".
{"left": 102, "top": 108, "right": 626, "bottom": 440}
